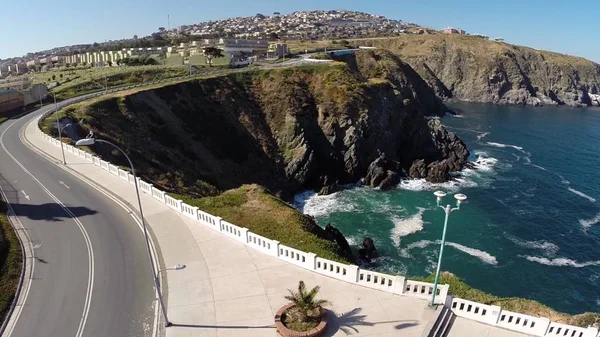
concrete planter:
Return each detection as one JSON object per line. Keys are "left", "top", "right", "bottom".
{"left": 275, "top": 303, "right": 328, "bottom": 337}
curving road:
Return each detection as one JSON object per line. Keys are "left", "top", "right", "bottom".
{"left": 0, "top": 100, "right": 157, "bottom": 337}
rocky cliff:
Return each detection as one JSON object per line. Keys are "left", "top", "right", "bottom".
{"left": 61, "top": 50, "right": 469, "bottom": 199}
{"left": 362, "top": 34, "right": 600, "bottom": 107}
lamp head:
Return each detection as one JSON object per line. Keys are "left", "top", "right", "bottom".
{"left": 75, "top": 138, "right": 95, "bottom": 146}
{"left": 434, "top": 191, "right": 447, "bottom": 203}
{"left": 454, "top": 193, "right": 467, "bottom": 207}
{"left": 172, "top": 264, "right": 186, "bottom": 271}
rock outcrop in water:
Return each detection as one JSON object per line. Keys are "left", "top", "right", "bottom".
{"left": 68, "top": 49, "right": 469, "bottom": 199}
{"left": 361, "top": 34, "right": 600, "bottom": 107}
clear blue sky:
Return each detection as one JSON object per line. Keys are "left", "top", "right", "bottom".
{"left": 1, "top": 0, "right": 599, "bottom": 62}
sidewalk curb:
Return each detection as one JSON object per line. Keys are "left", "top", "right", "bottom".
{"left": 20, "top": 115, "right": 167, "bottom": 337}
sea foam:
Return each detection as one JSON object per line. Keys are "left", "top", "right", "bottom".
{"left": 579, "top": 211, "right": 600, "bottom": 229}
{"left": 567, "top": 187, "right": 596, "bottom": 203}
{"left": 390, "top": 208, "right": 426, "bottom": 247}
{"left": 507, "top": 236, "right": 559, "bottom": 255}
{"left": 476, "top": 132, "right": 490, "bottom": 141}
{"left": 293, "top": 190, "right": 355, "bottom": 217}
{"left": 401, "top": 240, "right": 498, "bottom": 265}
{"left": 522, "top": 255, "right": 600, "bottom": 268}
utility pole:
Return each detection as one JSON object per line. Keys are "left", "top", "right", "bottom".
{"left": 168, "top": 15, "right": 170, "bottom": 31}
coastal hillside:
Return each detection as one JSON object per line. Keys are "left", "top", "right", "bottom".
{"left": 361, "top": 34, "right": 600, "bottom": 107}
{"left": 50, "top": 50, "right": 469, "bottom": 200}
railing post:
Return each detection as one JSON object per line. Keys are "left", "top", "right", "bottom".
{"left": 346, "top": 264, "right": 359, "bottom": 283}
{"left": 487, "top": 305, "right": 503, "bottom": 325}
{"left": 271, "top": 240, "right": 280, "bottom": 257}
{"left": 238, "top": 228, "right": 249, "bottom": 243}
{"left": 583, "top": 326, "right": 599, "bottom": 337}
{"left": 193, "top": 206, "right": 199, "bottom": 220}
{"left": 392, "top": 275, "right": 406, "bottom": 295}
{"left": 215, "top": 216, "right": 223, "bottom": 232}
{"left": 307, "top": 252, "right": 317, "bottom": 270}
{"left": 177, "top": 199, "right": 183, "bottom": 213}
{"left": 533, "top": 317, "right": 550, "bottom": 336}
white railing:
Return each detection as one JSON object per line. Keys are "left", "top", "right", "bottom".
{"left": 164, "top": 194, "right": 180, "bottom": 211}
{"left": 118, "top": 169, "right": 128, "bottom": 181}
{"left": 450, "top": 296, "right": 599, "bottom": 337}
{"left": 36, "top": 79, "right": 600, "bottom": 337}
{"left": 108, "top": 164, "right": 119, "bottom": 175}
{"left": 181, "top": 203, "right": 197, "bottom": 219}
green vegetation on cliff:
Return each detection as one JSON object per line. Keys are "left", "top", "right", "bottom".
{"left": 173, "top": 185, "right": 351, "bottom": 263}
{"left": 0, "top": 199, "right": 22, "bottom": 324}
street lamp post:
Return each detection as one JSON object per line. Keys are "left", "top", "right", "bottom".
{"left": 75, "top": 135, "right": 172, "bottom": 327}
{"left": 53, "top": 91, "right": 67, "bottom": 165}
{"left": 429, "top": 191, "right": 467, "bottom": 307}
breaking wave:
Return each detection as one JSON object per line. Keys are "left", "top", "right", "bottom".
{"left": 522, "top": 256, "right": 600, "bottom": 268}
{"left": 507, "top": 236, "right": 559, "bottom": 255}
{"left": 567, "top": 187, "right": 596, "bottom": 203}
{"left": 579, "top": 211, "right": 600, "bottom": 229}
{"left": 390, "top": 208, "right": 427, "bottom": 247}
{"left": 293, "top": 190, "right": 355, "bottom": 217}
{"left": 401, "top": 240, "right": 498, "bottom": 265}
{"left": 476, "top": 132, "right": 490, "bottom": 141}
{"left": 486, "top": 142, "right": 524, "bottom": 151}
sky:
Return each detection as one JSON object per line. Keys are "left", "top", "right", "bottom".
{"left": 1, "top": 0, "right": 599, "bottom": 62}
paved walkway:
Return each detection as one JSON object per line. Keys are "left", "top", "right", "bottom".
{"left": 24, "top": 117, "right": 438, "bottom": 337}
{"left": 448, "top": 317, "right": 533, "bottom": 337}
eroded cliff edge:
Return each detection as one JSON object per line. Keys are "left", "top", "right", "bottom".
{"left": 363, "top": 34, "right": 600, "bottom": 107}
{"left": 62, "top": 50, "right": 469, "bottom": 200}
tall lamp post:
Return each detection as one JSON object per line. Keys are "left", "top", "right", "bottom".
{"left": 52, "top": 90, "right": 67, "bottom": 165}
{"left": 430, "top": 191, "right": 467, "bottom": 307}
{"left": 75, "top": 135, "right": 171, "bottom": 327}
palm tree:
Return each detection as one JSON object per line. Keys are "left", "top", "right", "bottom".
{"left": 285, "top": 281, "right": 329, "bottom": 321}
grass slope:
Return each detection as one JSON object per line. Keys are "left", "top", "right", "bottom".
{"left": 173, "top": 185, "right": 350, "bottom": 264}
{"left": 0, "top": 193, "right": 22, "bottom": 324}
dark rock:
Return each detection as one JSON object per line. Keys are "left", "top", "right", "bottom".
{"left": 358, "top": 237, "right": 379, "bottom": 263}
{"left": 318, "top": 183, "right": 340, "bottom": 195}
{"left": 364, "top": 154, "right": 402, "bottom": 189}
{"left": 426, "top": 160, "right": 451, "bottom": 183}
{"left": 324, "top": 223, "right": 353, "bottom": 261}
{"left": 409, "top": 159, "right": 427, "bottom": 179}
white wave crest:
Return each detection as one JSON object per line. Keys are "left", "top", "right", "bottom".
{"left": 293, "top": 190, "right": 355, "bottom": 217}
{"left": 531, "top": 164, "right": 547, "bottom": 171}
{"left": 472, "top": 155, "right": 498, "bottom": 172}
{"left": 390, "top": 208, "right": 426, "bottom": 247}
{"left": 507, "top": 236, "right": 559, "bottom": 255}
{"left": 567, "top": 187, "right": 596, "bottom": 203}
{"left": 400, "top": 240, "right": 498, "bottom": 265}
{"left": 523, "top": 156, "right": 532, "bottom": 164}
{"left": 476, "top": 132, "right": 490, "bottom": 141}
{"left": 522, "top": 255, "right": 600, "bottom": 268}
{"left": 486, "top": 142, "right": 524, "bottom": 151}
{"left": 449, "top": 114, "right": 464, "bottom": 118}
{"left": 399, "top": 177, "right": 477, "bottom": 192}
{"left": 445, "top": 242, "right": 498, "bottom": 265}
{"left": 579, "top": 211, "right": 600, "bottom": 229}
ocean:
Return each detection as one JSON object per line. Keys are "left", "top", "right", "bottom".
{"left": 294, "top": 102, "right": 600, "bottom": 314}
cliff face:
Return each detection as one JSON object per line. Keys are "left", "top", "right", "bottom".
{"left": 364, "top": 35, "right": 600, "bottom": 107}
{"left": 70, "top": 50, "right": 469, "bottom": 199}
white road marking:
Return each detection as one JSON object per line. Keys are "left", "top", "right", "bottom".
{"left": 0, "top": 187, "right": 35, "bottom": 337}
{"left": 59, "top": 181, "right": 70, "bottom": 189}
{"left": 20, "top": 190, "right": 30, "bottom": 200}
{"left": 33, "top": 244, "right": 41, "bottom": 249}
{"left": 22, "top": 115, "right": 162, "bottom": 336}
{"left": 1, "top": 120, "right": 95, "bottom": 337}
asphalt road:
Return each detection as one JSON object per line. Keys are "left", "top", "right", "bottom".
{"left": 0, "top": 101, "right": 156, "bottom": 337}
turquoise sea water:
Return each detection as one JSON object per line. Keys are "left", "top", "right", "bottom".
{"left": 294, "top": 103, "right": 600, "bottom": 314}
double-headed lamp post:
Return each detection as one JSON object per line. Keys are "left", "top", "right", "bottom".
{"left": 75, "top": 135, "right": 175, "bottom": 327}
{"left": 430, "top": 191, "right": 467, "bottom": 307}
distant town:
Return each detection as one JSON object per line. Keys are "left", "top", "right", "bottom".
{"left": 0, "top": 10, "right": 500, "bottom": 80}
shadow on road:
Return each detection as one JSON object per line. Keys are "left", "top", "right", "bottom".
{"left": 10, "top": 203, "right": 98, "bottom": 221}
{"left": 323, "top": 307, "right": 419, "bottom": 336}
{"left": 170, "top": 323, "right": 274, "bottom": 329}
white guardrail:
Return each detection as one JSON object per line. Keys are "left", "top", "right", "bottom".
{"left": 37, "top": 79, "right": 600, "bottom": 337}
